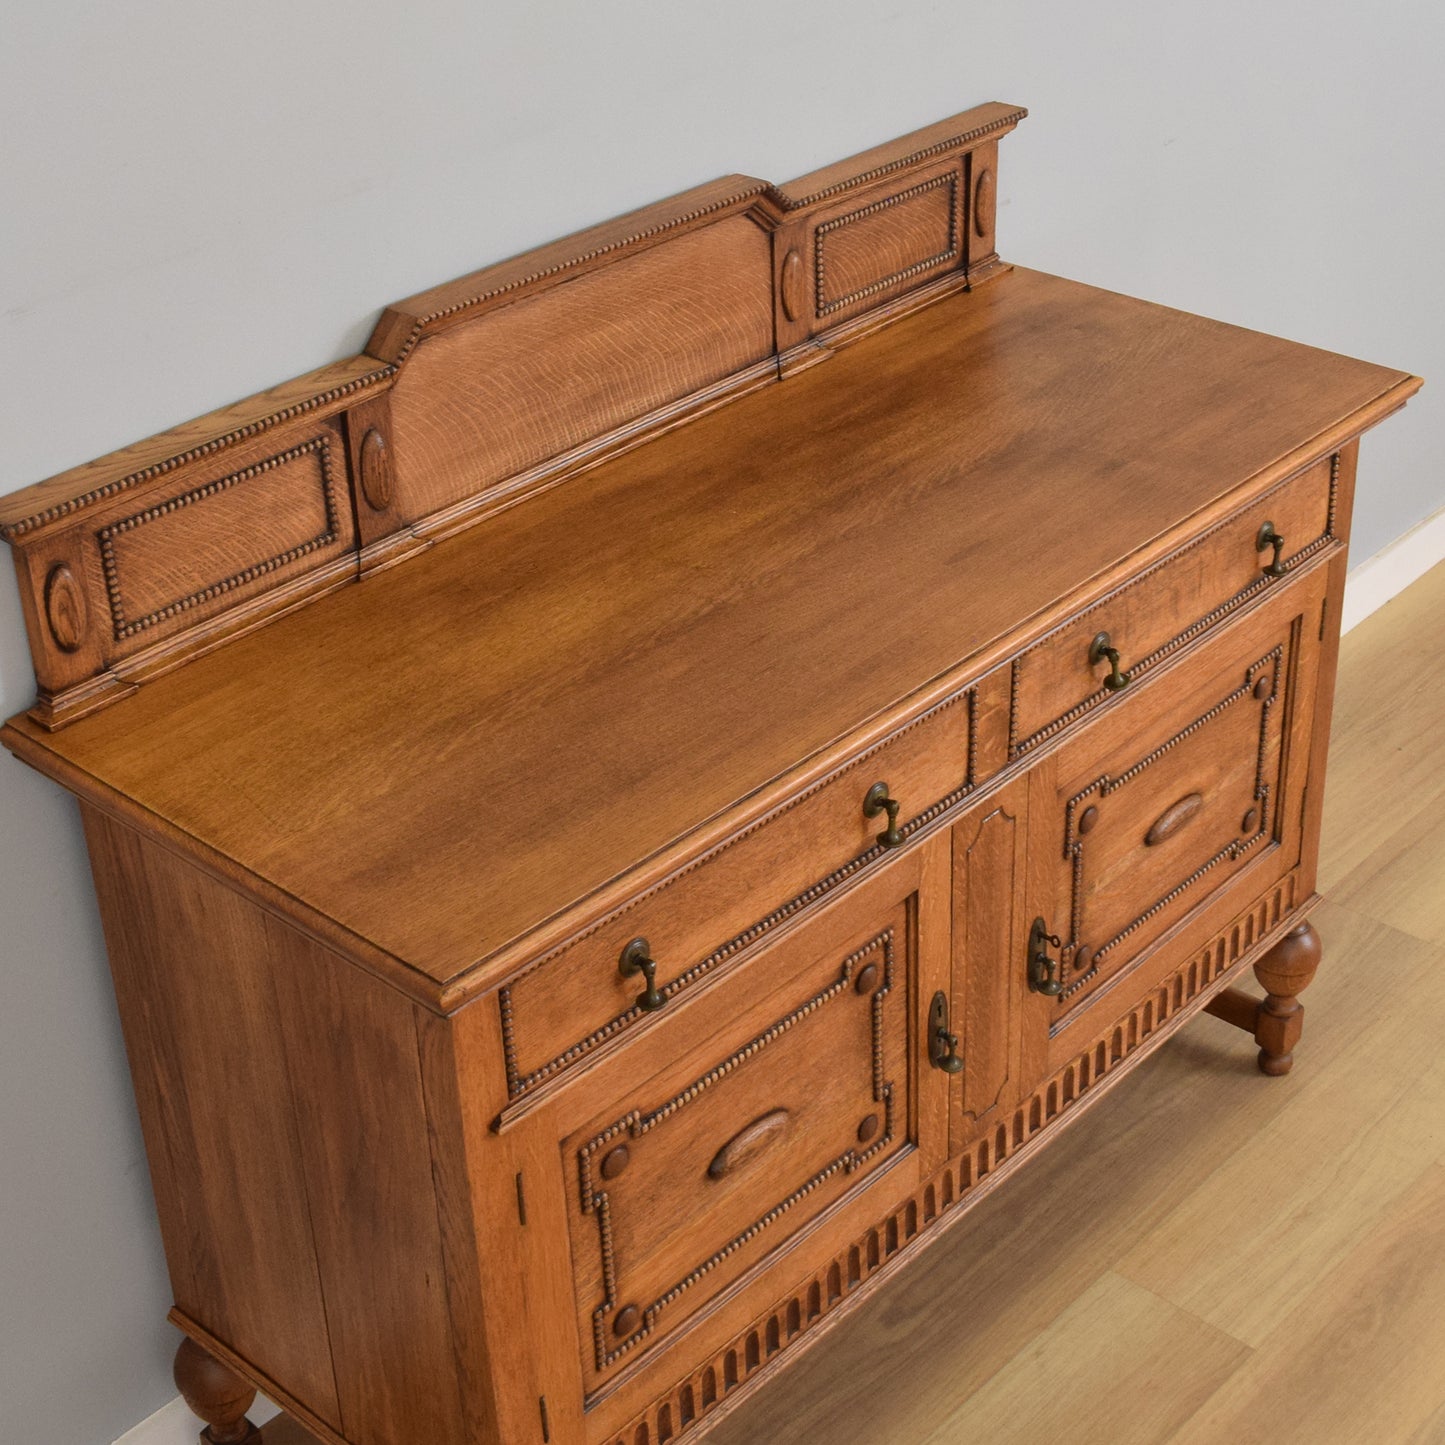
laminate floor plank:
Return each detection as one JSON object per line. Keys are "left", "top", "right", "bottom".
{"left": 918, "top": 1271, "right": 1249, "bottom": 1445}
{"left": 1169, "top": 1164, "right": 1445, "bottom": 1445}
{"left": 1115, "top": 914, "right": 1445, "bottom": 1346}
{"left": 1332, "top": 788, "right": 1445, "bottom": 948}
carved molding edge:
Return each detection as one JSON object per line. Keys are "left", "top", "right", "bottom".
{"left": 604, "top": 875, "right": 1298, "bottom": 1445}
{"left": 0, "top": 368, "right": 391, "bottom": 542}
{"left": 774, "top": 106, "right": 1027, "bottom": 209}
{"left": 579, "top": 931, "right": 896, "bottom": 1377}
{"left": 375, "top": 180, "right": 773, "bottom": 366}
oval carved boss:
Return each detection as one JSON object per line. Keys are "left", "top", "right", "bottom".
{"left": 358, "top": 427, "right": 394, "bottom": 512}
{"left": 44, "top": 562, "right": 87, "bottom": 653}
{"left": 779, "top": 248, "right": 806, "bottom": 323}
{"left": 973, "top": 167, "right": 996, "bottom": 239}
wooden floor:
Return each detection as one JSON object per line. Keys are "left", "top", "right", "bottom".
{"left": 259, "top": 561, "right": 1445, "bottom": 1445}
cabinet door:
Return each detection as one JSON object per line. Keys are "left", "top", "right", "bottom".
{"left": 553, "top": 837, "right": 951, "bottom": 1416}
{"left": 1020, "top": 565, "right": 1329, "bottom": 1080}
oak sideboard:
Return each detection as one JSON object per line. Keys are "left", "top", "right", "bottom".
{"left": 0, "top": 103, "right": 1421, "bottom": 1445}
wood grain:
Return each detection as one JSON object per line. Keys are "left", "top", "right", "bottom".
{"left": 1116, "top": 925, "right": 1445, "bottom": 1344}
{"left": 80, "top": 809, "right": 342, "bottom": 1432}
{"left": 265, "top": 923, "right": 464, "bottom": 1445}
{"left": 1, "top": 107, "right": 1037, "bottom": 727}
{"left": 385, "top": 214, "right": 774, "bottom": 523}
{"left": 5, "top": 270, "right": 1416, "bottom": 1004}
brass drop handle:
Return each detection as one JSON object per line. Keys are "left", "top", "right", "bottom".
{"left": 1028, "top": 917, "right": 1065, "bottom": 996}
{"left": 929, "top": 992, "right": 965, "bottom": 1074}
{"left": 863, "top": 781, "right": 904, "bottom": 848}
{"left": 1089, "top": 631, "right": 1130, "bottom": 692}
{"left": 619, "top": 937, "right": 665, "bottom": 1012}
{"left": 1257, "top": 520, "right": 1287, "bottom": 576}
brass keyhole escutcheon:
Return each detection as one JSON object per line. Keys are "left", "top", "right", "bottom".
{"left": 1028, "top": 917, "right": 1065, "bottom": 996}
{"left": 618, "top": 937, "right": 665, "bottom": 1012}
{"left": 863, "top": 781, "right": 904, "bottom": 848}
{"left": 1089, "top": 631, "right": 1130, "bottom": 692}
{"left": 928, "top": 991, "right": 964, "bottom": 1073}
{"left": 1256, "top": 520, "right": 1287, "bottom": 576}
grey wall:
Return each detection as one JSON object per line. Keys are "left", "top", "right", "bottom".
{"left": 1, "top": 3, "right": 1439, "bottom": 1441}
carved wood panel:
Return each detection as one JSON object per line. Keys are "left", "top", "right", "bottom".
{"left": 1034, "top": 570, "right": 1323, "bottom": 1025}
{"left": 10, "top": 414, "right": 357, "bottom": 726}
{"left": 385, "top": 213, "right": 776, "bottom": 529}
{"left": 951, "top": 787, "right": 1026, "bottom": 1148}
{"left": 558, "top": 874, "right": 921, "bottom": 1398}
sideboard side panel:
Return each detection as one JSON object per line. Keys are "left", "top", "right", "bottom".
{"left": 79, "top": 807, "right": 343, "bottom": 1431}
{"left": 265, "top": 921, "right": 467, "bottom": 1445}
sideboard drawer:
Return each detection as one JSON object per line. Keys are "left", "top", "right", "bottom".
{"left": 1009, "top": 453, "right": 1337, "bottom": 756}
{"left": 497, "top": 685, "right": 973, "bottom": 1104}
{"left": 555, "top": 847, "right": 942, "bottom": 1399}
{"left": 1029, "top": 563, "right": 1327, "bottom": 1024}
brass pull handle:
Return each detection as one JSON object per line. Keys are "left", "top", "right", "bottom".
{"left": 1028, "top": 917, "right": 1064, "bottom": 996}
{"left": 929, "top": 991, "right": 964, "bottom": 1073}
{"left": 1257, "top": 520, "right": 1287, "bottom": 577}
{"left": 708, "top": 1108, "right": 790, "bottom": 1179}
{"left": 1089, "top": 631, "right": 1131, "bottom": 692}
{"left": 863, "top": 781, "right": 904, "bottom": 849}
{"left": 619, "top": 937, "right": 665, "bottom": 1012}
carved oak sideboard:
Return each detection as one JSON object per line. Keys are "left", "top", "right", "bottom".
{"left": 0, "top": 104, "right": 1421, "bottom": 1445}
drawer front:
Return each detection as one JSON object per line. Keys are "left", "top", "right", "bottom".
{"left": 498, "top": 684, "right": 973, "bottom": 1105}
{"left": 1009, "top": 453, "right": 1337, "bottom": 757}
{"left": 557, "top": 849, "right": 942, "bottom": 1398}
{"left": 1031, "top": 564, "right": 1327, "bottom": 1024}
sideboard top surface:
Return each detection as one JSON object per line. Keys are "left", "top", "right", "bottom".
{"left": 5, "top": 266, "right": 1415, "bottom": 997}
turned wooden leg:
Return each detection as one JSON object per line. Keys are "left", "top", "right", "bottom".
{"left": 174, "top": 1337, "right": 262, "bottom": 1444}
{"left": 1251, "top": 920, "right": 1323, "bottom": 1076}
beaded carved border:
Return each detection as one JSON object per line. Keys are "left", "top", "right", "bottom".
{"left": 777, "top": 106, "right": 1026, "bottom": 209}
{"left": 813, "top": 173, "right": 959, "bottom": 318}
{"left": 603, "top": 876, "right": 1296, "bottom": 1445}
{"left": 497, "top": 687, "right": 976, "bottom": 1102}
{"left": 1006, "top": 453, "right": 1339, "bottom": 760}
{"left": 382, "top": 180, "right": 772, "bottom": 365}
{"left": 0, "top": 370, "right": 389, "bottom": 541}
{"left": 578, "top": 929, "right": 897, "bottom": 1378}
{"left": 1054, "top": 646, "right": 1283, "bottom": 1005}
{"left": 97, "top": 436, "right": 344, "bottom": 642}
